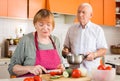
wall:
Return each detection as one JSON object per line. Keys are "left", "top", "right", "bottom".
{"left": 0, "top": 15, "right": 120, "bottom": 57}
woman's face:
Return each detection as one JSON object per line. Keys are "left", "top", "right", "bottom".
{"left": 35, "top": 18, "right": 53, "bottom": 37}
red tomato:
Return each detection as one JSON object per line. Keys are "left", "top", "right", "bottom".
{"left": 105, "top": 66, "right": 112, "bottom": 70}
{"left": 56, "top": 71, "right": 62, "bottom": 75}
{"left": 34, "top": 75, "right": 42, "bottom": 81}
{"left": 97, "top": 65, "right": 105, "bottom": 70}
{"left": 24, "top": 78, "right": 34, "bottom": 81}
{"left": 49, "top": 71, "right": 57, "bottom": 76}
{"left": 72, "top": 69, "right": 81, "bottom": 78}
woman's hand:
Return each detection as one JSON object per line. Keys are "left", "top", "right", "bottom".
{"left": 28, "top": 65, "right": 47, "bottom": 75}
{"left": 57, "top": 64, "right": 65, "bottom": 72}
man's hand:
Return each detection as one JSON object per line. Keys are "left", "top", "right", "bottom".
{"left": 86, "top": 52, "right": 96, "bottom": 61}
{"left": 62, "top": 47, "right": 70, "bottom": 58}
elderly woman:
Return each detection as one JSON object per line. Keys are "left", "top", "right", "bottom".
{"left": 8, "top": 9, "right": 64, "bottom": 77}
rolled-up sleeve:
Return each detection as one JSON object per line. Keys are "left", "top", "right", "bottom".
{"left": 8, "top": 37, "right": 26, "bottom": 75}
{"left": 96, "top": 27, "right": 108, "bottom": 49}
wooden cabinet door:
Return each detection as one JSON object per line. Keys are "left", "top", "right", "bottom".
{"left": 0, "top": 0, "right": 7, "bottom": 17}
{"left": 104, "top": 0, "right": 115, "bottom": 26}
{"left": 47, "top": 0, "right": 76, "bottom": 15}
{"left": 29, "top": 0, "right": 46, "bottom": 18}
{"left": 47, "top": 0, "right": 90, "bottom": 15}
{"left": 90, "top": 0, "right": 103, "bottom": 25}
{"left": 7, "top": 0, "right": 27, "bottom": 18}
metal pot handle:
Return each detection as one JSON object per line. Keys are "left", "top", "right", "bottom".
{"left": 84, "top": 54, "right": 88, "bottom": 59}
{"left": 105, "top": 62, "right": 116, "bottom": 68}
{"left": 78, "top": 54, "right": 88, "bottom": 59}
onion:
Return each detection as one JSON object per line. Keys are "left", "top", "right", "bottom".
{"left": 78, "top": 67, "right": 87, "bottom": 77}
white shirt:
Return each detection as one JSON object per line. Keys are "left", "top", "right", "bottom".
{"left": 64, "top": 21, "right": 108, "bottom": 72}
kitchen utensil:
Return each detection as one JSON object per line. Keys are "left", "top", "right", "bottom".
{"left": 92, "top": 68, "right": 115, "bottom": 81}
{"left": 106, "top": 62, "right": 120, "bottom": 75}
{"left": 66, "top": 54, "right": 88, "bottom": 65}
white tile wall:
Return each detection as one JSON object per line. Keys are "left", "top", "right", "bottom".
{"left": 0, "top": 15, "right": 120, "bottom": 57}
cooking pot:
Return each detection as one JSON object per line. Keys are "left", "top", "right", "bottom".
{"left": 105, "top": 62, "right": 120, "bottom": 75}
{"left": 66, "top": 53, "right": 88, "bottom": 65}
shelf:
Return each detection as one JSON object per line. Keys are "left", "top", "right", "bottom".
{"left": 4, "top": 39, "right": 18, "bottom": 58}
{"left": 115, "top": 24, "right": 120, "bottom": 27}
{"left": 116, "top": 0, "right": 120, "bottom": 2}
{"left": 116, "top": 1, "right": 120, "bottom": 26}
{"left": 116, "top": 13, "right": 120, "bottom": 15}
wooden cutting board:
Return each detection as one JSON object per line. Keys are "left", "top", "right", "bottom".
{"left": 41, "top": 74, "right": 91, "bottom": 81}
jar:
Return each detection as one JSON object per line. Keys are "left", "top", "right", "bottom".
{"left": 10, "top": 39, "right": 14, "bottom": 45}
{"left": 116, "top": 7, "right": 119, "bottom": 13}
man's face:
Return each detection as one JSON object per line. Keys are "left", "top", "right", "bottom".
{"left": 77, "top": 6, "right": 92, "bottom": 25}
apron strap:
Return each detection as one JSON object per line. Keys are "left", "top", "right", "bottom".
{"left": 34, "top": 31, "right": 56, "bottom": 50}
{"left": 49, "top": 36, "right": 56, "bottom": 49}
{"left": 34, "top": 31, "right": 39, "bottom": 50}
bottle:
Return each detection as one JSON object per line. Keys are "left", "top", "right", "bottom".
{"left": 10, "top": 39, "right": 14, "bottom": 45}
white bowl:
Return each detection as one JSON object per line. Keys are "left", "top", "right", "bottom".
{"left": 92, "top": 68, "right": 116, "bottom": 81}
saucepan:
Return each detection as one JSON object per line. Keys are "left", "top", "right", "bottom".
{"left": 105, "top": 62, "right": 120, "bottom": 75}
{"left": 66, "top": 53, "right": 88, "bottom": 65}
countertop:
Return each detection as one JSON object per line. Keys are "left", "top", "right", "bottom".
{"left": 0, "top": 74, "right": 119, "bottom": 81}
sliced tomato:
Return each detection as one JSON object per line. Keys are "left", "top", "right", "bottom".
{"left": 97, "top": 65, "right": 105, "bottom": 70}
{"left": 24, "top": 77, "right": 34, "bottom": 81}
{"left": 105, "top": 66, "right": 112, "bottom": 70}
{"left": 72, "top": 69, "right": 81, "bottom": 78}
{"left": 34, "top": 75, "right": 42, "bottom": 81}
{"left": 56, "top": 71, "right": 62, "bottom": 75}
{"left": 49, "top": 71, "right": 57, "bottom": 76}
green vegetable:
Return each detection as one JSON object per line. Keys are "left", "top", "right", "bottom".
{"left": 50, "top": 75, "right": 61, "bottom": 79}
{"left": 63, "top": 71, "right": 69, "bottom": 78}
{"left": 63, "top": 68, "right": 72, "bottom": 77}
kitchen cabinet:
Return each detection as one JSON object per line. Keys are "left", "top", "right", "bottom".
{"left": 47, "top": 0, "right": 89, "bottom": 15}
{"left": 115, "top": 0, "right": 120, "bottom": 27}
{"left": 0, "top": 0, "right": 27, "bottom": 18}
{"left": 7, "top": 0, "right": 27, "bottom": 18}
{"left": 104, "top": 0, "right": 116, "bottom": 26}
{"left": 0, "top": 0, "right": 7, "bottom": 17}
{"left": 29, "top": 0, "right": 46, "bottom": 18}
{"left": 90, "top": 0, "right": 103, "bottom": 25}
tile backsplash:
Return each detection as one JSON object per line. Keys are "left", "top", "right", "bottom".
{"left": 0, "top": 15, "right": 120, "bottom": 57}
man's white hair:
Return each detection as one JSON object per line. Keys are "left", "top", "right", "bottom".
{"left": 79, "top": 3, "right": 93, "bottom": 13}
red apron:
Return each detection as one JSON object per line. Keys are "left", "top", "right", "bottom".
{"left": 18, "top": 32, "right": 61, "bottom": 77}
{"left": 34, "top": 32, "right": 61, "bottom": 70}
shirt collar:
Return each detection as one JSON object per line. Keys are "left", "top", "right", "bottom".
{"left": 79, "top": 21, "right": 91, "bottom": 29}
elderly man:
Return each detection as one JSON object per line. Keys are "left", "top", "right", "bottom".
{"left": 62, "top": 3, "right": 107, "bottom": 72}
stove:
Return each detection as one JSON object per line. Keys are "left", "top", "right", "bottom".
{"left": 104, "top": 55, "right": 120, "bottom": 65}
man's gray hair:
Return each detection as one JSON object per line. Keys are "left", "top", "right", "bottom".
{"left": 79, "top": 3, "right": 93, "bottom": 13}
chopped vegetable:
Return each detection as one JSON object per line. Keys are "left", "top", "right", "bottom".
{"left": 50, "top": 75, "right": 61, "bottom": 79}
{"left": 63, "top": 68, "right": 72, "bottom": 78}
{"left": 78, "top": 67, "right": 87, "bottom": 77}
{"left": 63, "top": 71, "right": 69, "bottom": 78}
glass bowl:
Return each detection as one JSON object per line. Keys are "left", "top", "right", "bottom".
{"left": 92, "top": 68, "right": 116, "bottom": 81}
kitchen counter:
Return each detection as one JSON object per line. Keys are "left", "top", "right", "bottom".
{"left": 0, "top": 58, "right": 10, "bottom": 79}
{"left": 115, "top": 75, "right": 120, "bottom": 81}
{"left": 0, "top": 74, "right": 119, "bottom": 81}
